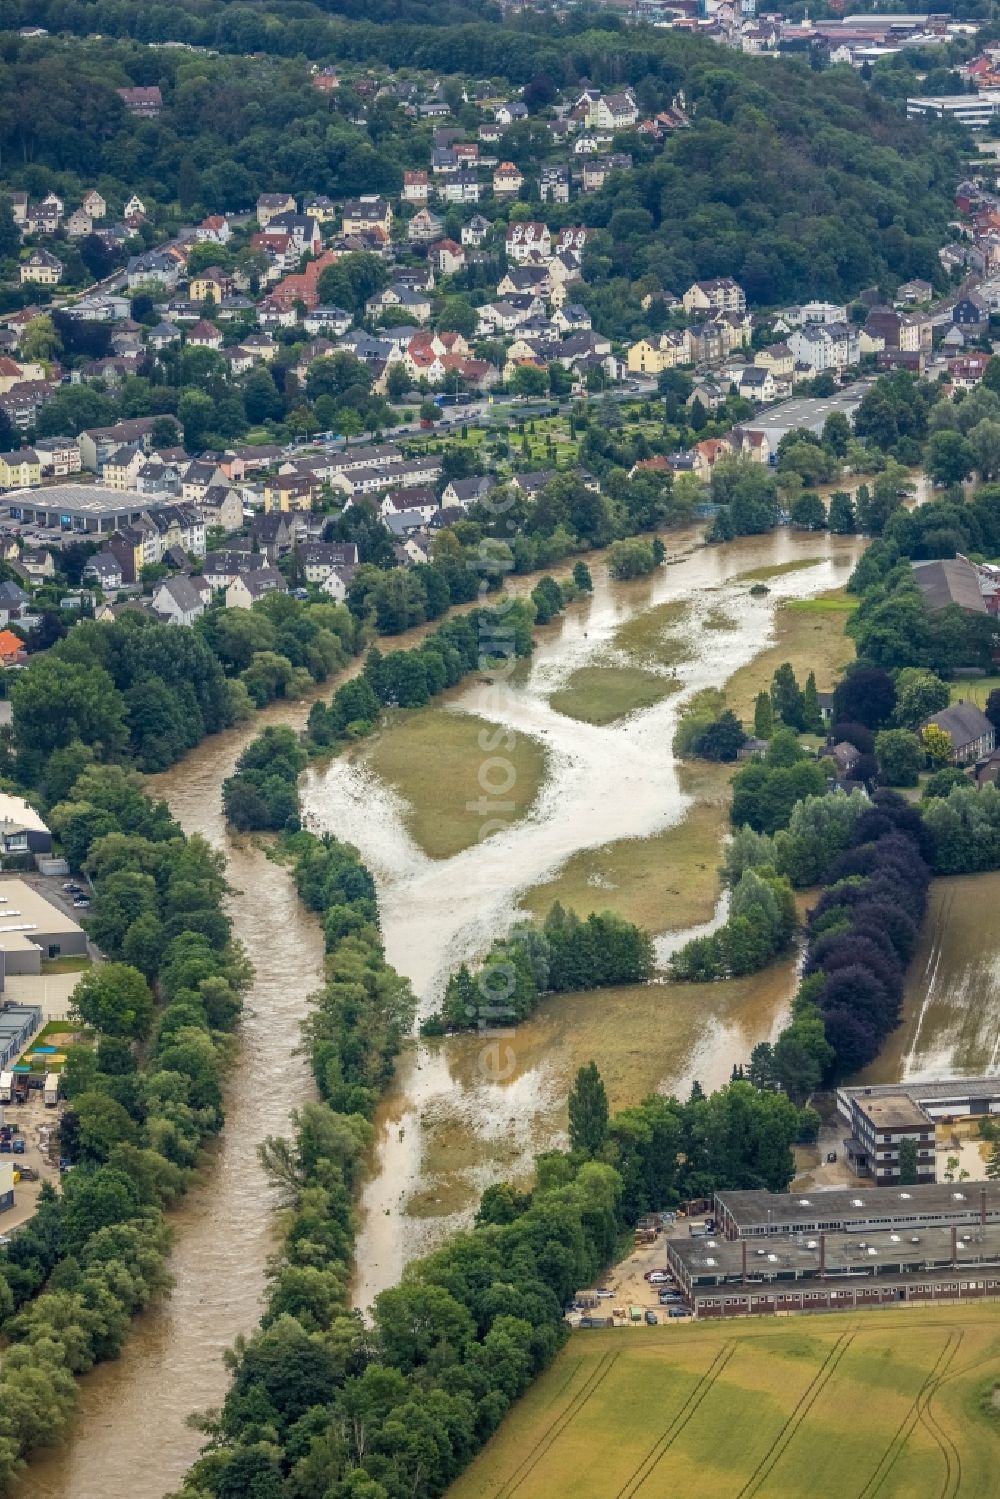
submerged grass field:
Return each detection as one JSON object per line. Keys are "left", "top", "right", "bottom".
{"left": 549, "top": 664, "right": 679, "bottom": 726}
{"left": 364, "top": 707, "right": 548, "bottom": 860}
{"left": 520, "top": 762, "right": 732, "bottom": 934}
{"left": 448, "top": 1305, "right": 1000, "bottom": 1499}
{"left": 723, "top": 590, "right": 856, "bottom": 725}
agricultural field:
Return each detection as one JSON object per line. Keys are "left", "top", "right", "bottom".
{"left": 448, "top": 1305, "right": 1000, "bottom": 1499}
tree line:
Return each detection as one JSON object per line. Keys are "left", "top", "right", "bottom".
{"left": 170, "top": 807, "right": 813, "bottom": 1499}
{"left": 428, "top": 902, "right": 655, "bottom": 1033}
{"left": 0, "top": 764, "right": 249, "bottom": 1486}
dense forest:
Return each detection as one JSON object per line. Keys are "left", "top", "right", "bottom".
{"left": 0, "top": 9, "right": 961, "bottom": 305}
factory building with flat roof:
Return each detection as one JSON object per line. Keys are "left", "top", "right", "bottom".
{"left": 837, "top": 1077, "right": 1000, "bottom": 1184}
{"left": 3, "top": 484, "right": 175, "bottom": 535}
{"left": 0, "top": 879, "right": 86, "bottom": 991}
{"left": 668, "top": 1182, "right": 1000, "bottom": 1318}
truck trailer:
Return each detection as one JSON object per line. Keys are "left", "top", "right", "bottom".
{"left": 43, "top": 1073, "right": 59, "bottom": 1108}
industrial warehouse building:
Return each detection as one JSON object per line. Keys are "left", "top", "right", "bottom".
{"left": 0, "top": 1003, "right": 41, "bottom": 1068}
{"left": 0, "top": 880, "right": 86, "bottom": 990}
{"left": 667, "top": 1183, "right": 1000, "bottom": 1319}
{"left": 838, "top": 1077, "right": 1000, "bottom": 1184}
{"left": 3, "top": 484, "right": 177, "bottom": 535}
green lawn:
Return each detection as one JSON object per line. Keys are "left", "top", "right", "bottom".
{"left": 950, "top": 675, "right": 1000, "bottom": 709}
{"left": 40, "top": 955, "right": 91, "bottom": 975}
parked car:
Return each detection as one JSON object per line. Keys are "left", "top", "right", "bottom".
{"left": 668, "top": 1306, "right": 687, "bottom": 1318}
{"left": 12, "top": 1138, "right": 24, "bottom": 1154}
{"left": 595, "top": 1289, "right": 614, "bottom": 1299}
{"left": 73, "top": 897, "right": 90, "bottom": 908}
{"left": 648, "top": 1271, "right": 670, "bottom": 1284}
{"left": 645, "top": 1310, "right": 657, "bottom": 1325}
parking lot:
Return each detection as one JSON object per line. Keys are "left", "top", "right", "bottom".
{"left": 0, "top": 1087, "right": 62, "bottom": 1234}
{"left": 568, "top": 1222, "right": 693, "bottom": 1327}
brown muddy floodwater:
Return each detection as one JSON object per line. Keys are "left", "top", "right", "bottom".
{"left": 17, "top": 703, "right": 327, "bottom": 1499}
{"left": 19, "top": 525, "right": 872, "bottom": 1496}
{"left": 856, "top": 870, "right": 1000, "bottom": 1086}
{"left": 299, "top": 528, "right": 865, "bottom": 1306}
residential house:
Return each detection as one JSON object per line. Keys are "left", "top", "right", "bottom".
{"left": 582, "top": 154, "right": 632, "bottom": 193}
{"left": 304, "top": 196, "right": 336, "bottom": 224}
{"left": 20, "top": 250, "right": 63, "bottom": 286}
{"left": 441, "top": 475, "right": 493, "bottom": 509}
{"left": 587, "top": 91, "right": 638, "bottom": 130}
{"left": 754, "top": 343, "right": 793, "bottom": 378}
{"left": 403, "top": 171, "right": 430, "bottom": 203}
{"left": 251, "top": 513, "right": 292, "bottom": 560}
{"left": 952, "top": 293, "right": 989, "bottom": 327}
{"left": 0, "top": 631, "right": 27, "bottom": 668}
{"left": 298, "top": 541, "right": 359, "bottom": 584}
{"left": 152, "top": 574, "right": 209, "bottom": 627}
{"left": 123, "top": 194, "right": 146, "bottom": 220}
{"left": 196, "top": 484, "right": 243, "bottom": 534}
{"left": 302, "top": 306, "right": 352, "bottom": 337}
{"left": 65, "top": 209, "right": 92, "bottom": 239}
{"left": 626, "top": 331, "right": 691, "bottom": 374}
{"left": 787, "top": 320, "right": 859, "bottom": 373}
{"left": 430, "top": 239, "right": 466, "bottom": 275}
{"left": 225, "top": 568, "right": 287, "bottom": 609}
{"left": 921, "top": 701, "right": 995, "bottom": 764}
{"left": 83, "top": 552, "right": 124, "bottom": 592}
{"left": 32, "top": 436, "right": 80, "bottom": 477}
{"left": 493, "top": 162, "right": 525, "bottom": 198}
{"left": 736, "top": 366, "right": 776, "bottom": 403}
{"left": 441, "top": 173, "right": 481, "bottom": 205}
{"left": 189, "top": 268, "right": 234, "bottom": 303}
{"left": 539, "top": 166, "right": 570, "bottom": 203}
{"left": 0, "top": 449, "right": 41, "bottom": 491}
{"left": 341, "top": 197, "right": 393, "bottom": 236}
{"left": 367, "top": 285, "right": 432, "bottom": 324}
{"left": 81, "top": 189, "right": 106, "bottom": 220}
{"left": 127, "top": 251, "right": 179, "bottom": 291}
{"left": 187, "top": 320, "right": 223, "bottom": 350}
{"left": 257, "top": 193, "right": 297, "bottom": 228}
{"left": 197, "top": 214, "right": 232, "bottom": 244}
{"left": 116, "top": 86, "right": 162, "bottom": 116}
{"left": 101, "top": 444, "right": 146, "bottom": 491}
{"left": 266, "top": 212, "right": 322, "bottom": 257}
{"left": 266, "top": 249, "right": 338, "bottom": 313}
{"left": 495, "top": 101, "right": 529, "bottom": 126}
{"left": 864, "top": 306, "right": 931, "bottom": 353}
{"left": 19, "top": 547, "right": 53, "bottom": 582}
{"left": 461, "top": 214, "right": 491, "bottom": 247}
{"left": 408, "top": 208, "right": 445, "bottom": 244}
{"left": 683, "top": 278, "right": 747, "bottom": 315}
{"left": 505, "top": 221, "right": 551, "bottom": 262}
{"left": 106, "top": 528, "right": 147, "bottom": 584}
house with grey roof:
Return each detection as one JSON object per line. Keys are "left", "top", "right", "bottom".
{"left": 151, "top": 573, "right": 208, "bottom": 626}
{"left": 921, "top": 701, "right": 995, "bottom": 764}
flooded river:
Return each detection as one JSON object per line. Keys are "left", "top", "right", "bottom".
{"left": 17, "top": 524, "right": 873, "bottom": 1495}
{"left": 299, "top": 529, "right": 865, "bottom": 1305}
{"left": 17, "top": 705, "right": 327, "bottom": 1499}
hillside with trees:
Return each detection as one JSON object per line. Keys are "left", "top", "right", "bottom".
{"left": 0, "top": 17, "right": 959, "bottom": 307}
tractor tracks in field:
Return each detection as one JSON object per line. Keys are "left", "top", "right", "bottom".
{"left": 496, "top": 1348, "right": 621, "bottom": 1498}
{"left": 856, "top": 1328, "right": 964, "bottom": 1499}
{"left": 612, "top": 1340, "right": 737, "bottom": 1499}
{"left": 733, "top": 1331, "right": 857, "bottom": 1499}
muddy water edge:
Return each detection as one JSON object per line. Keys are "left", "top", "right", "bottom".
{"left": 15, "top": 523, "right": 872, "bottom": 1497}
